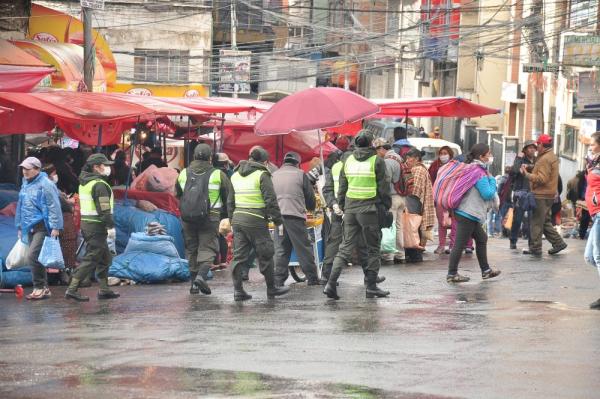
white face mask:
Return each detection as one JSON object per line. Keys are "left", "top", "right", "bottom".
{"left": 50, "top": 174, "right": 58, "bottom": 184}
{"left": 101, "top": 165, "right": 111, "bottom": 176}
{"left": 439, "top": 155, "right": 450, "bottom": 164}
{"left": 486, "top": 156, "right": 494, "bottom": 165}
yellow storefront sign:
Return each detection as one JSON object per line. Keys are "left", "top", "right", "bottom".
{"left": 113, "top": 82, "right": 209, "bottom": 98}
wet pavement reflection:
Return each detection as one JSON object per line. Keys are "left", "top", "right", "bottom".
{"left": 1, "top": 238, "right": 599, "bottom": 398}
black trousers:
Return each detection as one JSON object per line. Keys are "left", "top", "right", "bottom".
{"left": 447, "top": 214, "right": 490, "bottom": 276}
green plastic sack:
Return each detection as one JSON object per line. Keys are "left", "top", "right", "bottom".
{"left": 380, "top": 225, "right": 397, "bottom": 253}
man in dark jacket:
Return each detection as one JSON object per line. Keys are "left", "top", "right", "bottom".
{"left": 227, "top": 146, "right": 289, "bottom": 301}
{"left": 66, "top": 154, "right": 119, "bottom": 302}
{"left": 176, "top": 144, "right": 231, "bottom": 295}
{"left": 272, "top": 151, "right": 320, "bottom": 286}
{"left": 323, "top": 131, "right": 391, "bottom": 300}
{"left": 509, "top": 140, "right": 536, "bottom": 249}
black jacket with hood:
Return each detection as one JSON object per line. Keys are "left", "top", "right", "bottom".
{"left": 337, "top": 147, "right": 391, "bottom": 213}
{"left": 79, "top": 170, "right": 114, "bottom": 229}
{"left": 227, "top": 160, "right": 283, "bottom": 227}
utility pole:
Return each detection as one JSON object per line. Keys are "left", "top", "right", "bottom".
{"left": 394, "top": 0, "right": 405, "bottom": 98}
{"left": 343, "top": 0, "right": 350, "bottom": 90}
{"left": 230, "top": 0, "right": 238, "bottom": 98}
{"left": 524, "top": 0, "right": 547, "bottom": 138}
{"left": 82, "top": 5, "right": 94, "bottom": 92}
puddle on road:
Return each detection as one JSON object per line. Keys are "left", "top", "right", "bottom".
{"left": 1, "top": 365, "right": 457, "bottom": 399}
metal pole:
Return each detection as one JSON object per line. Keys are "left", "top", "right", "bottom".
{"left": 186, "top": 118, "right": 191, "bottom": 167}
{"left": 162, "top": 131, "right": 167, "bottom": 164}
{"left": 124, "top": 125, "right": 138, "bottom": 203}
{"left": 96, "top": 125, "right": 103, "bottom": 153}
{"left": 343, "top": 1, "right": 349, "bottom": 91}
{"left": 82, "top": 7, "right": 94, "bottom": 92}
{"left": 231, "top": 0, "right": 238, "bottom": 98}
{"left": 317, "top": 129, "right": 325, "bottom": 176}
{"left": 219, "top": 112, "right": 225, "bottom": 153}
{"left": 405, "top": 109, "right": 409, "bottom": 138}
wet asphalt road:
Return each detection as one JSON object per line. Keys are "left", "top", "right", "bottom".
{"left": 1, "top": 237, "right": 599, "bottom": 399}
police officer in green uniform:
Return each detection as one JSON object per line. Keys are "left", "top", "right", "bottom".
{"left": 176, "top": 144, "right": 231, "bottom": 295}
{"left": 321, "top": 150, "right": 385, "bottom": 286}
{"left": 65, "top": 154, "right": 119, "bottom": 302}
{"left": 323, "top": 131, "right": 391, "bottom": 300}
{"left": 227, "top": 146, "right": 290, "bottom": 301}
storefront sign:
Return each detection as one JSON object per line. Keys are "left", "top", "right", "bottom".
{"left": 563, "top": 35, "right": 600, "bottom": 67}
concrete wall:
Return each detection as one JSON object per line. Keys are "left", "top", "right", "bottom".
{"left": 36, "top": 0, "right": 212, "bottom": 84}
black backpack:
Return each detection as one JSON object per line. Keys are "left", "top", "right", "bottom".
{"left": 180, "top": 167, "right": 220, "bottom": 223}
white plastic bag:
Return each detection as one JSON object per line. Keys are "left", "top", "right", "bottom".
{"left": 6, "top": 240, "right": 29, "bottom": 270}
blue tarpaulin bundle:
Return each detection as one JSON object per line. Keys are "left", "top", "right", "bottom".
{"left": 113, "top": 203, "right": 184, "bottom": 257}
{"left": 0, "top": 266, "right": 32, "bottom": 288}
{"left": 109, "top": 233, "right": 189, "bottom": 283}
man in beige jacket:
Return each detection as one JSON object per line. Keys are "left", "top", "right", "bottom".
{"left": 521, "top": 134, "right": 567, "bottom": 257}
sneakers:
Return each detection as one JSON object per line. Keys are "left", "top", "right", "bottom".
{"left": 434, "top": 246, "right": 445, "bottom": 254}
{"left": 444, "top": 249, "right": 451, "bottom": 254}
{"left": 464, "top": 248, "right": 474, "bottom": 255}
{"left": 482, "top": 268, "right": 501, "bottom": 280}
{"left": 509, "top": 242, "right": 517, "bottom": 250}
{"left": 590, "top": 298, "right": 600, "bottom": 310}
{"left": 548, "top": 242, "right": 567, "bottom": 255}
{"left": 446, "top": 274, "right": 470, "bottom": 283}
{"left": 26, "top": 287, "right": 51, "bottom": 300}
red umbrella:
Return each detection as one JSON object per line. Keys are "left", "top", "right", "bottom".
{"left": 254, "top": 87, "right": 379, "bottom": 135}
{"left": 375, "top": 97, "right": 500, "bottom": 118}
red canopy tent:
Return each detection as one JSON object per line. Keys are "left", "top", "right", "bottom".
{"left": 375, "top": 97, "right": 500, "bottom": 118}
{"left": 160, "top": 96, "right": 272, "bottom": 114}
{"left": 0, "top": 91, "right": 155, "bottom": 145}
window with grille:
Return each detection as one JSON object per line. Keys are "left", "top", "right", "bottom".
{"left": 561, "top": 125, "right": 578, "bottom": 158}
{"left": 133, "top": 49, "right": 190, "bottom": 83}
{"left": 569, "top": 0, "right": 599, "bottom": 30}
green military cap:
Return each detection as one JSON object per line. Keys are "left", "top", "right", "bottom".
{"left": 86, "top": 153, "right": 114, "bottom": 165}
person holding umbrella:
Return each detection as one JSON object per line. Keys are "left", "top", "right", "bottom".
{"left": 323, "top": 131, "right": 391, "bottom": 300}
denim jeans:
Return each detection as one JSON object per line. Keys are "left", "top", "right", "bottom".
{"left": 584, "top": 214, "right": 600, "bottom": 278}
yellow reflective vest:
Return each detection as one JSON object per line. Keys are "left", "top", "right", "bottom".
{"left": 79, "top": 179, "right": 114, "bottom": 223}
{"left": 344, "top": 155, "right": 377, "bottom": 199}
{"left": 177, "top": 168, "right": 223, "bottom": 209}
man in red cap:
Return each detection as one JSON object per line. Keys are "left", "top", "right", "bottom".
{"left": 520, "top": 134, "right": 567, "bottom": 257}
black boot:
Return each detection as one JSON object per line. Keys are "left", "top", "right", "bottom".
{"left": 319, "top": 263, "right": 332, "bottom": 284}
{"left": 264, "top": 267, "right": 290, "bottom": 299}
{"left": 323, "top": 265, "right": 342, "bottom": 300}
{"left": 189, "top": 272, "right": 200, "bottom": 294}
{"left": 65, "top": 278, "right": 89, "bottom": 302}
{"left": 241, "top": 265, "right": 249, "bottom": 281}
{"left": 363, "top": 275, "right": 386, "bottom": 285}
{"left": 97, "top": 289, "right": 120, "bottom": 300}
{"left": 232, "top": 265, "right": 252, "bottom": 301}
{"left": 193, "top": 273, "right": 211, "bottom": 295}
{"left": 365, "top": 271, "right": 390, "bottom": 298}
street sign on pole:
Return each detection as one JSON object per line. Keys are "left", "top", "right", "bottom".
{"left": 80, "top": 0, "right": 104, "bottom": 10}
{"left": 522, "top": 63, "right": 559, "bottom": 73}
